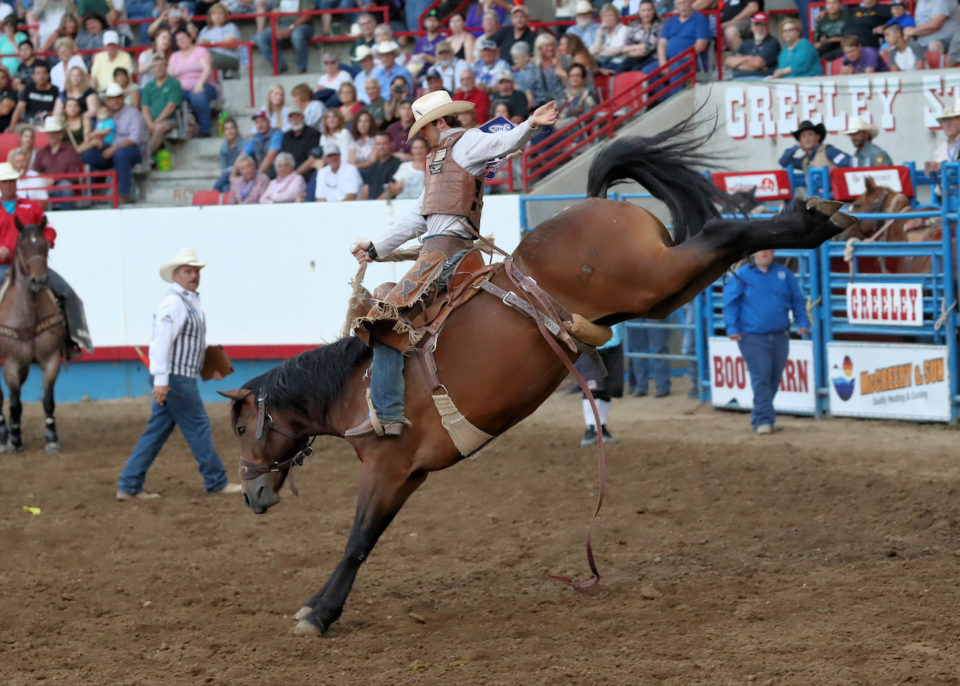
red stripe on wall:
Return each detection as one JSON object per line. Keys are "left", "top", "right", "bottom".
{"left": 77, "top": 345, "right": 320, "bottom": 363}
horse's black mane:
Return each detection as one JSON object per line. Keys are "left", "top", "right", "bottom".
{"left": 235, "top": 336, "right": 371, "bottom": 423}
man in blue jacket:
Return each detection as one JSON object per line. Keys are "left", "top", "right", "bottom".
{"left": 723, "top": 250, "right": 810, "bottom": 434}
{"left": 778, "top": 120, "right": 851, "bottom": 173}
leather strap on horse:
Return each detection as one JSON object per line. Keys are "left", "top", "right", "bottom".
{"left": 0, "top": 310, "right": 64, "bottom": 342}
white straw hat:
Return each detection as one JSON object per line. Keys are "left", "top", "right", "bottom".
{"left": 42, "top": 117, "right": 63, "bottom": 133}
{"left": 159, "top": 248, "right": 207, "bottom": 283}
{"left": 0, "top": 162, "right": 20, "bottom": 181}
{"left": 938, "top": 99, "right": 960, "bottom": 121}
{"left": 103, "top": 82, "right": 125, "bottom": 98}
{"left": 407, "top": 91, "right": 474, "bottom": 141}
{"left": 840, "top": 116, "right": 878, "bottom": 138}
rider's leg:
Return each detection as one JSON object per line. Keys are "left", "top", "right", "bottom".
{"left": 45, "top": 269, "right": 93, "bottom": 353}
{"left": 369, "top": 342, "right": 406, "bottom": 422}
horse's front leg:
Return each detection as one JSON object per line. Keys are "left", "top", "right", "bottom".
{"left": 292, "top": 461, "right": 427, "bottom": 636}
{"left": 40, "top": 352, "right": 61, "bottom": 452}
{"left": 4, "top": 358, "right": 28, "bottom": 452}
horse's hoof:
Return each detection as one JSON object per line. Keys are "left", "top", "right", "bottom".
{"left": 45, "top": 442, "right": 59, "bottom": 453}
{"left": 828, "top": 211, "right": 858, "bottom": 229}
{"left": 8, "top": 442, "right": 22, "bottom": 453}
{"left": 289, "top": 619, "right": 322, "bottom": 637}
{"left": 806, "top": 196, "right": 844, "bottom": 215}
{"left": 293, "top": 606, "right": 311, "bottom": 621}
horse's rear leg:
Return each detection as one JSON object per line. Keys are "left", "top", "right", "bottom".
{"left": 293, "top": 461, "right": 427, "bottom": 635}
{"left": 4, "top": 359, "right": 28, "bottom": 452}
{"left": 40, "top": 353, "right": 60, "bottom": 453}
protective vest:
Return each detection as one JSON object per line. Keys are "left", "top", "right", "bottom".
{"left": 803, "top": 145, "right": 837, "bottom": 172}
{"left": 421, "top": 131, "right": 484, "bottom": 231}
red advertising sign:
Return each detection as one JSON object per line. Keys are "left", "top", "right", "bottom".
{"left": 711, "top": 170, "right": 792, "bottom": 200}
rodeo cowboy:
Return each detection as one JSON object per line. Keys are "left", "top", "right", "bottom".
{"left": 347, "top": 91, "right": 559, "bottom": 438}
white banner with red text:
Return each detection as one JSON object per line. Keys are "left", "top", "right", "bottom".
{"left": 846, "top": 283, "right": 924, "bottom": 327}
{"left": 708, "top": 337, "right": 816, "bottom": 414}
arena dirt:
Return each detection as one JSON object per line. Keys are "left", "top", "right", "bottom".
{"left": 2, "top": 383, "right": 960, "bottom": 686}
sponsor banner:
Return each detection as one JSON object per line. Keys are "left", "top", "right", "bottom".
{"left": 829, "top": 166, "right": 913, "bottom": 200}
{"left": 709, "top": 337, "right": 816, "bottom": 413}
{"left": 711, "top": 170, "right": 792, "bottom": 200}
{"left": 846, "top": 283, "right": 924, "bottom": 326}
{"left": 827, "top": 342, "right": 950, "bottom": 421}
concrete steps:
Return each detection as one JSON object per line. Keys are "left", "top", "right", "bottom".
{"left": 136, "top": 137, "right": 225, "bottom": 207}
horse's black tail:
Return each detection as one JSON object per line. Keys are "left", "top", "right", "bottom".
{"left": 586, "top": 112, "right": 743, "bottom": 244}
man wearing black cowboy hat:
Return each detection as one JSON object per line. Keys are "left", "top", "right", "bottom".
{"left": 778, "top": 119, "right": 851, "bottom": 173}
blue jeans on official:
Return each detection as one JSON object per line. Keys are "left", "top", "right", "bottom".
{"left": 118, "top": 374, "right": 229, "bottom": 494}
{"left": 737, "top": 331, "right": 789, "bottom": 429}
{"left": 184, "top": 83, "right": 218, "bottom": 137}
{"left": 370, "top": 342, "right": 406, "bottom": 421}
{"left": 49, "top": 179, "right": 75, "bottom": 210}
{"left": 628, "top": 319, "right": 670, "bottom": 394}
{"left": 254, "top": 22, "right": 314, "bottom": 72}
{"left": 80, "top": 146, "right": 142, "bottom": 198}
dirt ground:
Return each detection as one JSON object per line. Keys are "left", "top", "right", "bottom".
{"left": 2, "top": 381, "right": 960, "bottom": 686}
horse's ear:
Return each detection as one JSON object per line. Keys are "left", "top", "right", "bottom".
{"left": 864, "top": 176, "right": 876, "bottom": 192}
{"left": 218, "top": 389, "right": 252, "bottom": 401}
{"left": 13, "top": 216, "right": 23, "bottom": 232}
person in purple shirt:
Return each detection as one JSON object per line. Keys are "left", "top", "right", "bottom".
{"left": 413, "top": 10, "right": 445, "bottom": 68}
{"left": 466, "top": 0, "right": 507, "bottom": 37}
{"left": 840, "top": 34, "right": 889, "bottom": 72}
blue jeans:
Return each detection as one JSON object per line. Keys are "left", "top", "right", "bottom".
{"left": 214, "top": 170, "right": 231, "bottom": 192}
{"left": 185, "top": 83, "right": 218, "bottom": 136}
{"left": 628, "top": 319, "right": 671, "bottom": 394}
{"left": 49, "top": 179, "right": 75, "bottom": 210}
{"left": 405, "top": 0, "right": 432, "bottom": 31}
{"left": 370, "top": 342, "right": 406, "bottom": 421}
{"left": 126, "top": 0, "right": 157, "bottom": 45}
{"left": 317, "top": 0, "right": 356, "bottom": 9}
{"left": 118, "top": 374, "right": 229, "bottom": 494}
{"left": 254, "top": 22, "right": 315, "bottom": 72}
{"left": 80, "top": 145, "right": 142, "bottom": 198}
{"left": 737, "top": 331, "right": 789, "bottom": 428}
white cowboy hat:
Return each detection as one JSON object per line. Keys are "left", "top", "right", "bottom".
{"left": 407, "top": 91, "right": 474, "bottom": 141}
{"left": 159, "top": 248, "right": 207, "bottom": 283}
{"left": 375, "top": 40, "right": 400, "bottom": 55}
{"left": 42, "top": 117, "right": 63, "bottom": 133}
{"left": 938, "top": 99, "right": 960, "bottom": 121}
{"left": 840, "top": 116, "right": 878, "bottom": 138}
{"left": 0, "top": 162, "right": 19, "bottom": 181}
{"left": 575, "top": 0, "right": 594, "bottom": 13}
{"left": 353, "top": 44, "right": 373, "bottom": 61}
{"left": 103, "top": 82, "right": 125, "bottom": 98}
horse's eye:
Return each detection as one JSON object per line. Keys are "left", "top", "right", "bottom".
{"left": 238, "top": 426, "right": 246, "bottom": 435}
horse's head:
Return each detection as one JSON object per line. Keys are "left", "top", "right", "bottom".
{"left": 13, "top": 216, "right": 50, "bottom": 293}
{"left": 220, "top": 387, "right": 310, "bottom": 514}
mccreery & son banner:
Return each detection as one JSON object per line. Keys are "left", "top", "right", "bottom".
{"left": 709, "top": 338, "right": 815, "bottom": 414}
{"left": 827, "top": 342, "right": 950, "bottom": 422}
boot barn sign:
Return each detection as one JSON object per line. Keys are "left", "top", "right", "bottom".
{"left": 720, "top": 73, "right": 960, "bottom": 140}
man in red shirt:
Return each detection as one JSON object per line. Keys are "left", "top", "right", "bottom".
{"left": 453, "top": 69, "right": 490, "bottom": 123}
{"left": 0, "top": 162, "right": 92, "bottom": 355}
{"left": 33, "top": 117, "right": 82, "bottom": 211}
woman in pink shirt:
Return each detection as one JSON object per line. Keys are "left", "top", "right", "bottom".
{"left": 168, "top": 28, "right": 217, "bottom": 137}
{"left": 260, "top": 152, "right": 306, "bottom": 203}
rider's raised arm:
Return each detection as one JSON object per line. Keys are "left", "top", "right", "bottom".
{"left": 371, "top": 192, "right": 427, "bottom": 258}
{"left": 456, "top": 120, "right": 540, "bottom": 169}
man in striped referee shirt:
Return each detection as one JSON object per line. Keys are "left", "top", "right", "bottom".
{"left": 116, "top": 248, "right": 242, "bottom": 501}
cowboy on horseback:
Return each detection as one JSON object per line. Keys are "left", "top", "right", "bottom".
{"left": 0, "top": 162, "right": 93, "bottom": 356}
{"left": 346, "top": 91, "right": 559, "bottom": 438}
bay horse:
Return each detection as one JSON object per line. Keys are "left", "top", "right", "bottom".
{"left": 0, "top": 217, "right": 65, "bottom": 452}
{"left": 222, "top": 117, "right": 854, "bottom": 636}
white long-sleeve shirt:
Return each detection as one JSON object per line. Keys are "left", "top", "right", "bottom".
{"left": 372, "top": 122, "right": 539, "bottom": 256}
{"left": 149, "top": 287, "right": 206, "bottom": 387}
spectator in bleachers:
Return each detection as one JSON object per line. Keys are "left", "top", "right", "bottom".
{"left": 91, "top": 102, "right": 116, "bottom": 150}
{"left": 214, "top": 116, "right": 241, "bottom": 192}
{"left": 371, "top": 41, "right": 413, "bottom": 100}
{"left": 657, "top": 0, "right": 710, "bottom": 71}
{"left": 79, "top": 82, "right": 147, "bottom": 203}
{"left": 50, "top": 37, "right": 86, "bottom": 92}
{"left": 148, "top": 5, "right": 199, "bottom": 42}
{"left": 281, "top": 104, "right": 320, "bottom": 182}
{"left": 349, "top": 109, "right": 377, "bottom": 170}
{"left": 422, "top": 69, "right": 445, "bottom": 94}
{"left": 557, "top": 63, "right": 595, "bottom": 128}
{"left": 491, "top": 101, "right": 511, "bottom": 119}
{"left": 561, "top": 31, "right": 599, "bottom": 94}
{"left": 627, "top": 320, "right": 671, "bottom": 398}
{"left": 413, "top": 9, "right": 445, "bottom": 70}
{"left": 905, "top": 0, "right": 960, "bottom": 53}
{"left": 362, "top": 77, "right": 385, "bottom": 125}
{"left": 489, "top": 71, "right": 528, "bottom": 124}
{"left": 567, "top": 2, "right": 599, "bottom": 49}
{"left": 260, "top": 151, "right": 306, "bottom": 203}
{"left": 620, "top": 0, "right": 661, "bottom": 73}
{"left": 479, "top": 9, "right": 503, "bottom": 46}
{"left": 317, "top": 52, "right": 353, "bottom": 93}
{"left": 169, "top": 29, "right": 217, "bottom": 137}
{"left": 353, "top": 45, "right": 377, "bottom": 103}
{"left": 291, "top": 82, "right": 324, "bottom": 129}
{"left": 34, "top": 117, "right": 82, "bottom": 209}
{"left": 841, "top": 117, "right": 892, "bottom": 167}
{"left": 349, "top": 13, "right": 377, "bottom": 61}
{"left": 844, "top": 0, "right": 890, "bottom": 49}
{"left": 320, "top": 107, "right": 353, "bottom": 163}
{"left": 458, "top": 107, "right": 478, "bottom": 128}
{"left": 224, "top": 0, "right": 269, "bottom": 34}
{"left": 90, "top": 30, "right": 132, "bottom": 91}
{"left": 338, "top": 83, "right": 363, "bottom": 126}
{"left": 473, "top": 38, "right": 510, "bottom": 91}
{"left": 381, "top": 75, "right": 410, "bottom": 125}
{"left": 532, "top": 34, "right": 566, "bottom": 107}
{"left": 254, "top": 0, "right": 314, "bottom": 75}
{"left": 77, "top": 12, "right": 110, "bottom": 54}
{"left": 719, "top": 0, "right": 760, "bottom": 52}
{"left": 40, "top": 13, "right": 81, "bottom": 55}
{"left": 0, "top": 67, "right": 15, "bottom": 132}
{"left": 361, "top": 131, "right": 400, "bottom": 199}
{"left": 244, "top": 109, "right": 282, "bottom": 175}
{"left": 316, "top": 0, "right": 355, "bottom": 40}
{"left": 124, "top": 0, "right": 159, "bottom": 45}
{"left": 778, "top": 119, "right": 850, "bottom": 172}
{"left": 138, "top": 29, "right": 174, "bottom": 87}
{"left": 78, "top": 0, "right": 122, "bottom": 25}
{"left": 260, "top": 84, "right": 290, "bottom": 132}
{"left": 10, "top": 147, "right": 47, "bottom": 201}
{"left": 433, "top": 40, "right": 468, "bottom": 93}
{"left": 0, "top": 15, "right": 25, "bottom": 76}
{"left": 493, "top": 5, "right": 536, "bottom": 65}
{"left": 17, "top": 126, "right": 36, "bottom": 168}
{"left": 9, "top": 62, "right": 57, "bottom": 129}
{"left": 314, "top": 142, "right": 362, "bottom": 201}
{"left": 885, "top": 0, "right": 916, "bottom": 31}
{"left": 229, "top": 154, "right": 270, "bottom": 204}
{"left": 388, "top": 135, "right": 426, "bottom": 199}
{"left": 141, "top": 55, "right": 183, "bottom": 154}
{"left": 13, "top": 40, "right": 43, "bottom": 92}
{"left": 62, "top": 98, "right": 92, "bottom": 150}
{"left": 725, "top": 12, "right": 779, "bottom": 79}
{"left": 771, "top": 18, "right": 823, "bottom": 77}
{"left": 453, "top": 68, "right": 490, "bottom": 122}
{"left": 883, "top": 21, "right": 927, "bottom": 69}
{"left": 112, "top": 67, "right": 140, "bottom": 109}
{"left": 447, "top": 13, "right": 476, "bottom": 63}
{"left": 813, "top": 0, "right": 848, "bottom": 60}
{"left": 197, "top": 3, "right": 242, "bottom": 73}
{"left": 52, "top": 66, "right": 97, "bottom": 120}
{"left": 840, "top": 34, "right": 889, "bottom": 72}
{"left": 467, "top": 0, "right": 506, "bottom": 36}
{"left": 510, "top": 42, "right": 536, "bottom": 106}
{"left": 385, "top": 99, "right": 414, "bottom": 159}
{"left": 925, "top": 100, "right": 960, "bottom": 176}
{"left": 591, "top": 3, "right": 628, "bottom": 70}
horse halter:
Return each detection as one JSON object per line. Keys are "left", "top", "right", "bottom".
{"left": 238, "top": 392, "right": 316, "bottom": 496}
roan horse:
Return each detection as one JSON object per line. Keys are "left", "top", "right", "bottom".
{"left": 222, "top": 118, "right": 855, "bottom": 636}
{"left": 0, "top": 217, "right": 65, "bottom": 452}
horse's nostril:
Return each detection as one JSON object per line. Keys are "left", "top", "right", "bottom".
{"left": 256, "top": 485, "right": 266, "bottom": 502}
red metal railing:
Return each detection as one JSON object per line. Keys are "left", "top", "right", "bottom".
{"left": 520, "top": 46, "right": 697, "bottom": 191}
{"left": 30, "top": 170, "right": 119, "bottom": 207}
